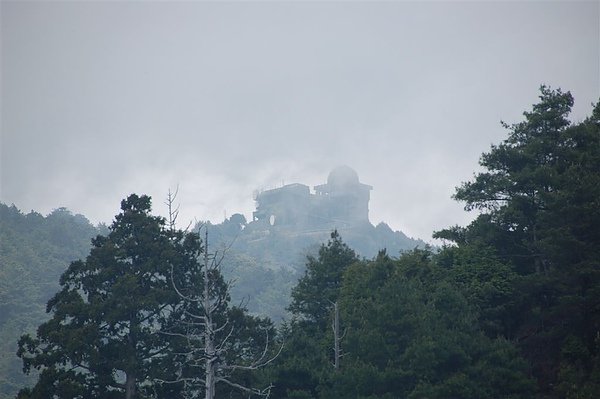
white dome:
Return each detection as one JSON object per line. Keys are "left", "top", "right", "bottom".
{"left": 327, "top": 165, "right": 360, "bottom": 187}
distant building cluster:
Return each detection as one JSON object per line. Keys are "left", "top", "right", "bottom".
{"left": 252, "top": 166, "right": 372, "bottom": 229}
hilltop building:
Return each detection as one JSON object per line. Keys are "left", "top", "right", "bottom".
{"left": 252, "top": 166, "right": 372, "bottom": 229}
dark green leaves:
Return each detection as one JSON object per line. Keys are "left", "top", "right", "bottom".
{"left": 288, "top": 230, "right": 358, "bottom": 326}
{"left": 16, "top": 194, "right": 199, "bottom": 398}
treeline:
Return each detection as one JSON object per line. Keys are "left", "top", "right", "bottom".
{"left": 258, "top": 87, "right": 600, "bottom": 398}
{"left": 198, "top": 207, "right": 426, "bottom": 321}
{"left": 15, "top": 195, "right": 278, "bottom": 399}
{"left": 10, "top": 86, "right": 600, "bottom": 398}
{"left": 443, "top": 86, "right": 600, "bottom": 398}
{"left": 264, "top": 233, "right": 534, "bottom": 398}
{"left": 0, "top": 205, "right": 106, "bottom": 397}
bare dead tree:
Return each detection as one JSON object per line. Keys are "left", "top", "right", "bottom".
{"left": 165, "top": 186, "right": 180, "bottom": 232}
{"left": 330, "top": 300, "right": 347, "bottom": 371}
{"left": 333, "top": 301, "right": 340, "bottom": 371}
{"left": 165, "top": 186, "right": 193, "bottom": 233}
{"left": 160, "top": 224, "right": 282, "bottom": 399}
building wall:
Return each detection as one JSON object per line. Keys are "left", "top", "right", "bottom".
{"left": 253, "top": 169, "right": 371, "bottom": 228}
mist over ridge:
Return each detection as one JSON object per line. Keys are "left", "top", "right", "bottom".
{"left": 2, "top": 1, "right": 597, "bottom": 244}
{"left": 204, "top": 165, "right": 425, "bottom": 264}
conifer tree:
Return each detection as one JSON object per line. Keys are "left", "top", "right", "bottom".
{"left": 16, "top": 194, "right": 198, "bottom": 398}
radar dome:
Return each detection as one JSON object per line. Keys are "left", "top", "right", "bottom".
{"left": 327, "top": 165, "right": 360, "bottom": 187}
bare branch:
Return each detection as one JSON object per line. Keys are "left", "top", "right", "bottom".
{"left": 164, "top": 225, "right": 279, "bottom": 399}
{"left": 216, "top": 377, "right": 273, "bottom": 398}
{"left": 226, "top": 332, "right": 284, "bottom": 371}
{"left": 165, "top": 186, "right": 180, "bottom": 232}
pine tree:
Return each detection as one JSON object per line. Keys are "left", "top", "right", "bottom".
{"left": 16, "top": 194, "right": 197, "bottom": 398}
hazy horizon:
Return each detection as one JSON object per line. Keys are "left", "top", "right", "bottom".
{"left": 2, "top": 1, "right": 598, "bottom": 243}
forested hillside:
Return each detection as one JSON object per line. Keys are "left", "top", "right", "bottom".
{"left": 3, "top": 87, "right": 599, "bottom": 398}
{"left": 255, "top": 87, "right": 600, "bottom": 398}
{"left": 202, "top": 215, "right": 425, "bottom": 321}
{"left": 0, "top": 196, "right": 424, "bottom": 397}
{"left": 436, "top": 87, "right": 600, "bottom": 396}
{"left": 263, "top": 235, "right": 535, "bottom": 398}
{"left": 0, "top": 206, "right": 106, "bottom": 397}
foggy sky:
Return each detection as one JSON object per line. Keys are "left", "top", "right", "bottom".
{"left": 1, "top": 1, "right": 599, "bottom": 243}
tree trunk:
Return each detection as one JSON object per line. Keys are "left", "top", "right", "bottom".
{"left": 205, "top": 335, "right": 215, "bottom": 399}
{"left": 125, "top": 372, "right": 136, "bottom": 399}
{"left": 126, "top": 315, "right": 137, "bottom": 399}
{"left": 204, "top": 229, "right": 216, "bottom": 399}
{"left": 333, "top": 301, "right": 340, "bottom": 371}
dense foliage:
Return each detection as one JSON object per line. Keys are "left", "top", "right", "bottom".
{"left": 15, "top": 195, "right": 275, "bottom": 399}
{"left": 5, "top": 86, "right": 599, "bottom": 398}
{"left": 0, "top": 193, "right": 423, "bottom": 398}
{"left": 265, "top": 243, "right": 534, "bottom": 398}
{"left": 15, "top": 195, "right": 192, "bottom": 398}
{"left": 202, "top": 214, "right": 425, "bottom": 321}
{"left": 436, "top": 86, "right": 600, "bottom": 397}
{"left": 261, "top": 87, "right": 599, "bottom": 398}
{"left": 0, "top": 205, "right": 105, "bottom": 398}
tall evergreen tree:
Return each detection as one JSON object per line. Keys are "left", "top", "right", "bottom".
{"left": 440, "top": 87, "right": 600, "bottom": 396}
{"left": 454, "top": 85, "right": 575, "bottom": 275}
{"left": 288, "top": 230, "right": 358, "bottom": 327}
{"left": 328, "top": 249, "right": 535, "bottom": 399}
{"left": 267, "top": 231, "right": 358, "bottom": 398}
{"left": 16, "top": 194, "right": 198, "bottom": 398}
